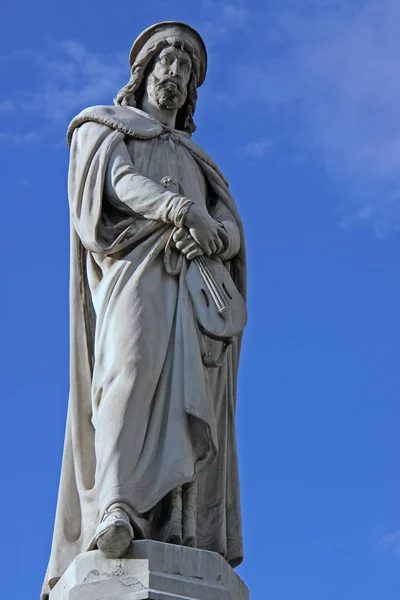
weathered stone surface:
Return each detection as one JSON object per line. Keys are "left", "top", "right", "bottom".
{"left": 49, "top": 540, "right": 249, "bottom": 600}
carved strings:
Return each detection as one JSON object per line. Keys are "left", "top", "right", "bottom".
{"left": 159, "top": 177, "right": 230, "bottom": 312}
{"left": 194, "top": 256, "right": 230, "bottom": 312}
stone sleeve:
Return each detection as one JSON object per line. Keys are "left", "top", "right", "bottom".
{"left": 105, "top": 139, "right": 193, "bottom": 226}
{"left": 210, "top": 201, "right": 241, "bottom": 260}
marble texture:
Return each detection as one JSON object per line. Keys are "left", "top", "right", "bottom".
{"left": 49, "top": 541, "right": 249, "bottom": 600}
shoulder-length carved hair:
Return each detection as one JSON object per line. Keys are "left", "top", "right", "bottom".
{"left": 114, "top": 37, "right": 201, "bottom": 135}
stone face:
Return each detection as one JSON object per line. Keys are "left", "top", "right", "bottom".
{"left": 49, "top": 541, "right": 249, "bottom": 600}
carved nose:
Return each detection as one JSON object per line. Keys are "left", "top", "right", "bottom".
{"left": 169, "top": 61, "right": 178, "bottom": 76}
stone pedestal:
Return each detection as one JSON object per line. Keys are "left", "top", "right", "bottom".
{"left": 49, "top": 540, "right": 249, "bottom": 600}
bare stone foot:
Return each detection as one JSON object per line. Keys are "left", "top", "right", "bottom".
{"left": 95, "top": 503, "right": 134, "bottom": 559}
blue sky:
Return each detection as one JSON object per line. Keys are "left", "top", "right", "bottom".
{"left": 2, "top": 0, "right": 400, "bottom": 598}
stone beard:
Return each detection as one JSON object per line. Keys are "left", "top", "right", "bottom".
{"left": 147, "top": 71, "right": 187, "bottom": 110}
{"left": 41, "top": 23, "right": 247, "bottom": 600}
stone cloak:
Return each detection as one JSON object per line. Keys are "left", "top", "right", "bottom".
{"left": 41, "top": 105, "right": 247, "bottom": 599}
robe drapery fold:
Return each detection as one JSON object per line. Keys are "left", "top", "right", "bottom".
{"left": 41, "top": 105, "right": 247, "bottom": 600}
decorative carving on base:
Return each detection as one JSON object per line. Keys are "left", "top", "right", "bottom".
{"left": 49, "top": 540, "right": 249, "bottom": 600}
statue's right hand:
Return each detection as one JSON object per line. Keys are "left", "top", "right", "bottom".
{"left": 185, "top": 204, "right": 223, "bottom": 256}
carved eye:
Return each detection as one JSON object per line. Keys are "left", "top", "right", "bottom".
{"left": 160, "top": 55, "right": 173, "bottom": 66}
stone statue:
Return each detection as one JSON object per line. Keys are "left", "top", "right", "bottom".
{"left": 41, "top": 22, "right": 247, "bottom": 600}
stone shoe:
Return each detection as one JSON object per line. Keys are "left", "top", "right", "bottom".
{"left": 95, "top": 503, "right": 134, "bottom": 559}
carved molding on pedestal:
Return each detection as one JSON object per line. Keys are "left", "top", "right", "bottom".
{"left": 49, "top": 540, "right": 249, "bottom": 600}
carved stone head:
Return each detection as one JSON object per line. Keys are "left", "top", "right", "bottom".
{"left": 115, "top": 22, "right": 207, "bottom": 134}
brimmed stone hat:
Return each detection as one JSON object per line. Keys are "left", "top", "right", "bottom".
{"left": 129, "top": 21, "right": 207, "bottom": 86}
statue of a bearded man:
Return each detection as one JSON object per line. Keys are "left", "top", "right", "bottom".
{"left": 41, "top": 22, "right": 247, "bottom": 600}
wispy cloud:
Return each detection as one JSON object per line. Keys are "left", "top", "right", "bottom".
{"left": 228, "top": 0, "right": 400, "bottom": 236}
{"left": 201, "top": 0, "right": 249, "bottom": 46}
{"left": 380, "top": 531, "right": 400, "bottom": 557}
{"left": 0, "top": 40, "right": 127, "bottom": 148}
{"left": 239, "top": 139, "right": 274, "bottom": 159}
{"left": 21, "top": 40, "right": 126, "bottom": 123}
{"left": 0, "top": 39, "right": 126, "bottom": 135}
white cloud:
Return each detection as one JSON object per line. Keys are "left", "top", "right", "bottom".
{"left": 220, "top": 3, "right": 248, "bottom": 29}
{"left": 229, "top": 0, "right": 400, "bottom": 235}
{"left": 23, "top": 40, "right": 126, "bottom": 123}
{"left": 4, "top": 40, "right": 126, "bottom": 127}
{"left": 201, "top": 0, "right": 249, "bottom": 45}
{"left": 0, "top": 40, "right": 127, "bottom": 147}
{"left": 239, "top": 139, "right": 274, "bottom": 158}
{"left": 380, "top": 531, "right": 400, "bottom": 557}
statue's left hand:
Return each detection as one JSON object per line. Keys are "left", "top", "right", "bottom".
{"left": 173, "top": 228, "right": 205, "bottom": 260}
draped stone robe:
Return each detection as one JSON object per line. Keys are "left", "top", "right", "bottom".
{"left": 41, "top": 105, "right": 247, "bottom": 600}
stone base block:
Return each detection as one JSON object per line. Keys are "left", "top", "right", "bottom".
{"left": 49, "top": 540, "right": 249, "bottom": 600}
